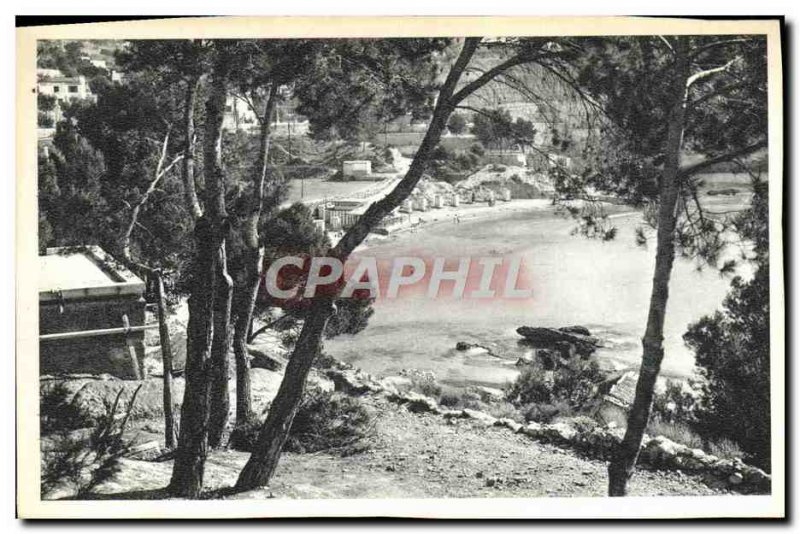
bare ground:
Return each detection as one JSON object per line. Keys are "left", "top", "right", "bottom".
{"left": 86, "top": 395, "right": 724, "bottom": 500}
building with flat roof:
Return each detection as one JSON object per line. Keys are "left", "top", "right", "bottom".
{"left": 39, "top": 246, "right": 150, "bottom": 379}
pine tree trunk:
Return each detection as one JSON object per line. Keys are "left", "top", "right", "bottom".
{"left": 154, "top": 270, "right": 176, "bottom": 450}
{"left": 231, "top": 84, "right": 278, "bottom": 428}
{"left": 234, "top": 297, "right": 335, "bottom": 490}
{"left": 234, "top": 39, "right": 482, "bottom": 492}
{"left": 182, "top": 75, "right": 202, "bottom": 220}
{"left": 168, "top": 217, "right": 217, "bottom": 498}
{"left": 208, "top": 242, "right": 234, "bottom": 449}
{"left": 232, "top": 247, "right": 262, "bottom": 427}
{"left": 168, "top": 51, "right": 230, "bottom": 498}
{"left": 608, "top": 39, "right": 691, "bottom": 497}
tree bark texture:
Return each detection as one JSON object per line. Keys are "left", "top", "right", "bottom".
{"left": 169, "top": 51, "right": 230, "bottom": 498}
{"left": 232, "top": 84, "right": 279, "bottom": 428}
{"left": 182, "top": 75, "right": 202, "bottom": 220}
{"left": 234, "top": 38, "right": 482, "bottom": 492}
{"left": 208, "top": 242, "right": 234, "bottom": 449}
{"left": 154, "top": 270, "right": 177, "bottom": 450}
{"left": 608, "top": 38, "right": 691, "bottom": 497}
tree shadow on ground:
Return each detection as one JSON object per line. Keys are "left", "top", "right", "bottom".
{"left": 60, "top": 485, "right": 258, "bottom": 500}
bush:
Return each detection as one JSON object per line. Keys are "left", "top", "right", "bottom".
{"left": 651, "top": 380, "right": 698, "bottom": 424}
{"left": 486, "top": 401, "right": 523, "bottom": 422}
{"left": 438, "top": 386, "right": 463, "bottom": 408}
{"left": 447, "top": 113, "right": 467, "bottom": 135}
{"left": 554, "top": 415, "right": 599, "bottom": 434}
{"left": 38, "top": 112, "right": 54, "bottom": 128}
{"left": 401, "top": 369, "right": 442, "bottom": 399}
{"left": 506, "top": 354, "right": 605, "bottom": 411}
{"left": 41, "top": 385, "right": 140, "bottom": 498}
{"left": 231, "top": 390, "right": 375, "bottom": 456}
{"left": 646, "top": 417, "right": 704, "bottom": 449}
{"left": 683, "top": 183, "right": 770, "bottom": 470}
{"left": 41, "top": 382, "right": 93, "bottom": 433}
{"left": 708, "top": 437, "right": 745, "bottom": 461}
{"left": 519, "top": 400, "right": 573, "bottom": 423}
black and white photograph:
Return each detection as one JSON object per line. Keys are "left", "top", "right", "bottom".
{"left": 14, "top": 15, "right": 784, "bottom": 519}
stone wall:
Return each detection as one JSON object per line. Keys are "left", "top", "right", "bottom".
{"left": 39, "top": 294, "right": 146, "bottom": 379}
{"left": 325, "top": 366, "right": 772, "bottom": 495}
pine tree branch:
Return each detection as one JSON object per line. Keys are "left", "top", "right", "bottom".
{"left": 686, "top": 60, "right": 735, "bottom": 88}
{"left": 677, "top": 140, "right": 767, "bottom": 178}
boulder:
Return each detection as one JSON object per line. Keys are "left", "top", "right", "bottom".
{"left": 461, "top": 408, "right": 497, "bottom": 426}
{"left": 379, "top": 376, "right": 413, "bottom": 395}
{"left": 476, "top": 386, "right": 504, "bottom": 401}
{"left": 521, "top": 422, "right": 543, "bottom": 438}
{"left": 560, "top": 325, "right": 592, "bottom": 336}
{"left": 515, "top": 354, "right": 534, "bottom": 367}
{"left": 399, "top": 392, "right": 441, "bottom": 414}
{"left": 728, "top": 472, "right": 744, "bottom": 485}
{"left": 247, "top": 346, "right": 285, "bottom": 372}
{"left": 516, "top": 326, "right": 600, "bottom": 356}
{"left": 325, "top": 369, "right": 381, "bottom": 396}
{"left": 540, "top": 422, "right": 578, "bottom": 443}
{"left": 493, "top": 418, "right": 523, "bottom": 433}
{"left": 454, "top": 341, "right": 498, "bottom": 357}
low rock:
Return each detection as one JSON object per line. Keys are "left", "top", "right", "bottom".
{"left": 461, "top": 408, "right": 497, "bottom": 426}
{"left": 399, "top": 392, "right": 441, "bottom": 414}
{"left": 494, "top": 418, "right": 523, "bottom": 433}
{"left": 728, "top": 472, "right": 744, "bottom": 485}
{"left": 539, "top": 422, "right": 578, "bottom": 444}
{"left": 521, "top": 422, "right": 543, "bottom": 437}
{"left": 455, "top": 341, "right": 498, "bottom": 357}
{"left": 516, "top": 326, "right": 601, "bottom": 356}
{"left": 248, "top": 346, "right": 285, "bottom": 372}
{"left": 379, "top": 376, "right": 413, "bottom": 395}
{"left": 325, "top": 369, "right": 382, "bottom": 396}
{"left": 476, "top": 386, "right": 504, "bottom": 401}
{"left": 515, "top": 354, "right": 534, "bottom": 367}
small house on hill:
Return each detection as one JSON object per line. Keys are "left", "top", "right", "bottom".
{"left": 39, "top": 246, "right": 151, "bottom": 379}
{"left": 485, "top": 148, "right": 526, "bottom": 167}
{"left": 342, "top": 160, "right": 372, "bottom": 179}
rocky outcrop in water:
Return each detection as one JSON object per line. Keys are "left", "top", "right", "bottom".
{"left": 516, "top": 325, "right": 601, "bottom": 359}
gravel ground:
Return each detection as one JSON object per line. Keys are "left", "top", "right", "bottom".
{"left": 87, "top": 395, "right": 724, "bottom": 500}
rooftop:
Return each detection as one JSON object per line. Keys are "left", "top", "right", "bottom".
{"left": 39, "top": 246, "right": 145, "bottom": 301}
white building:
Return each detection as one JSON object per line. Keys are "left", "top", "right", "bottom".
{"left": 222, "top": 94, "right": 260, "bottom": 132}
{"left": 37, "top": 69, "right": 95, "bottom": 128}
{"left": 37, "top": 69, "right": 93, "bottom": 103}
{"left": 342, "top": 160, "right": 372, "bottom": 179}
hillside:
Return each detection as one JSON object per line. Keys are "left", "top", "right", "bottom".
{"left": 82, "top": 395, "right": 723, "bottom": 500}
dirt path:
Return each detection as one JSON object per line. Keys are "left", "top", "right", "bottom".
{"left": 92, "top": 396, "right": 723, "bottom": 500}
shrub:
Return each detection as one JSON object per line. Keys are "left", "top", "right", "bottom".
{"left": 708, "top": 437, "right": 745, "bottom": 461}
{"left": 41, "top": 382, "right": 93, "bottom": 433}
{"left": 554, "top": 414, "right": 599, "bottom": 434}
{"left": 41, "top": 385, "right": 140, "bottom": 498}
{"left": 651, "top": 380, "right": 698, "bottom": 424}
{"left": 646, "top": 417, "right": 704, "bottom": 449}
{"left": 438, "top": 386, "right": 463, "bottom": 408}
{"left": 486, "top": 401, "right": 523, "bottom": 422}
{"left": 684, "top": 182, "right": 770, "bottom": 470}
{"left": 520, "top": 400, "right": 573, "bottom": 423}
{"left": 434, "top": 385, "right": 485, "bottom": 410}
{"left": 231, "top": 390, "right": 375, "bottom": 456}
{"left": 401, "top": 369, "right": 442, "bottom": 399}
{"left": 447, "top": 113, "right": 467, "bottom": 135}
{"left": 285, "top": 390, "right": 375, "bottom": 455}
{"left": 506, "top": 354, "right": 605, "bottom": 412}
